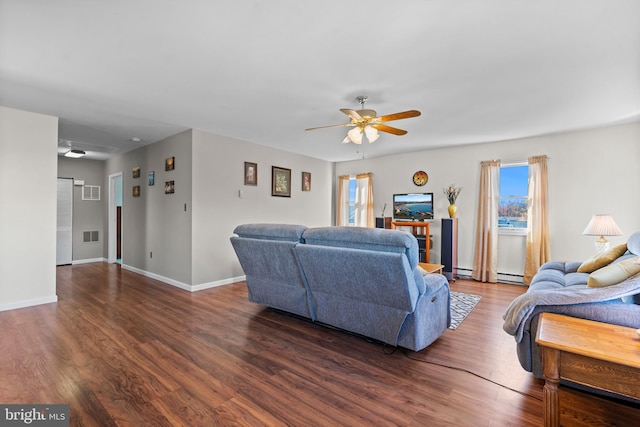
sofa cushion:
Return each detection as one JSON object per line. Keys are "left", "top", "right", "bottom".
{"left": 233, "top": 223, "right": 306, "bottom": 242}
{"left": 627, "top": 231, "right": 640, "bottom": 256}
{"left": 577, "top": 243, "right": 628, "bottom": 273}
{"left": 587, "top": 256, "right": 640, "bottom": 288}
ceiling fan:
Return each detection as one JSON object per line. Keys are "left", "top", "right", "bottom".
{"left": 305, "top": 96, "right": 421, "bottom": 144}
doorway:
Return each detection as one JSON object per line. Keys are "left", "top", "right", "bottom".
{"left": 108, "top": 172, "right": 123, "bottom": 264}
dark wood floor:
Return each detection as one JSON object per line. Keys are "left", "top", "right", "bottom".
{"left": 0, "top": 263, "right": 544, "bottom": 426}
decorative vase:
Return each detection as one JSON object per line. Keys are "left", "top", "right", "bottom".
{"left": 448, "top": 203, "right": 457, "bottom": 218}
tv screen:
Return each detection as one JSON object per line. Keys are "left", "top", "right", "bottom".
{"left": 393, "top": 193, "right": 434, "bottom": 221}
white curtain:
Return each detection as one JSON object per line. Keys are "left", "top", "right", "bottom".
{"left": 524, "top": 155, "right": 550, "bottom": 284}
{"left": 336, "top": 175, "right": 350, "bottom": 226}
{"left": 354, "top": 173, "right": 374, "bottom": 228}
{"left": 472, "top": 160, "right": 500, "bottom": 283}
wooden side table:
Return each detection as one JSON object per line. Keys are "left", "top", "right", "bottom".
{"left": 536, "top": 313, "right": 640, "bottom": 426}
{"left": 418, "top": 262, "right": 444, "bottom": 275}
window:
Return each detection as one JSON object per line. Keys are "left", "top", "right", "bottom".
{"left": 348, "top": 178, "right": 356, "bottom": 225}
{"left": 337, "top": 173, "right": 373, "bottom": 227}
{"left": 499, "top": 164, "right": 528, "bottom": 231}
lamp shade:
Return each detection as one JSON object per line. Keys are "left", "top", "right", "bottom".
{"left": 364, "top": 126, "right": 379, "bottom": 143}
{"left": 582, "top": 214, "right": 623, "bottom": 237}
{"left": 347, "top": 127, "right": 363, "bottom": 144}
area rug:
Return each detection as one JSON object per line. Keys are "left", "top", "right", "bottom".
{"left": 449, "top": 291, "right": 481, "bottom": 330}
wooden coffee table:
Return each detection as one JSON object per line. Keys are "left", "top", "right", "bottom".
{"left": 536, "top": 312, "right": 640, "bottom": 426}
{"left": 418, "top": 262, "right": 444, "bottom": 275}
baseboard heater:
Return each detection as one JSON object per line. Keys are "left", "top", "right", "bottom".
{"left": 455, "top": 267, "right": 525, "bottom": 285}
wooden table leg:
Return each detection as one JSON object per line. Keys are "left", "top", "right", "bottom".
{"left": 541, "top": 347, "right": 560, "bottom": 427}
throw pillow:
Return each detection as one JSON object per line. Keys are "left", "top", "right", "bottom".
{"left": 627, "top": 231, "right": 640, "bottom": 255}
{"left": 587, "top": 256, "right": 640, "bottom": 288}
{"left": 577, "top": 243, "right": 628, "bottom": 273}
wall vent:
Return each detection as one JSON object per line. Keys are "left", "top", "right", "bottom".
{"left": 82, "top": 185, "right": 100, "bottom": 201}
{"left": 83, "top": 231, "right": 100, "bottom": 243}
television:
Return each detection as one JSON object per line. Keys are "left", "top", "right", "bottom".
{"left": 393, "top": 193, "right": 434, "bottom": 221}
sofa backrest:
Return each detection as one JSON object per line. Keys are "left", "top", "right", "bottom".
{"left": 230, "top": 224, "right": 313, "bottom": 318}
{"left": 233, "top": 223, "right": 307, "bottom": 242}
{"left": 301, "top": 226, "right": 421, "bottom": 267}
{"left": 294, "top": 226, "right": 425, "bottom": 346}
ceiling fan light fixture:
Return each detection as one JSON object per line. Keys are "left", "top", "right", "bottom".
{"left": 64, "top": 149, "right": 86, "bottom": 158}
{"left": 348, "top": 127, "right": 363, "bottom": 144}
{"left": 364, "top": 126, "right": 379, "bottom": 143}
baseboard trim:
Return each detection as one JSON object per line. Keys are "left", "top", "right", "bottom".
{"left": 119, "top": 264, "right": 245, "bottom": 293}
{"left": 456, "top": 267, "right": 525, "bottom": 285}
{"left": 72, "top": 257, "right": 106, "bottom": 265}
{"left": 192, "top": 275, "right": 246, "bottom": 292}
{"left": 0, "top": 295, "right": 58, "bottom": 312}
{"left": 121, "top": 264, "right": 192, "bottom": 291}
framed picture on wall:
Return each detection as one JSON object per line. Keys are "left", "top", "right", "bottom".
{"left": 148, "top": 171, "right": 155, "bottom": 186}
{"left": 302, "top": 172, "right": 311, "bottom": 191}
{"left": 165, "top": 156, "right": 175, "bottom": 171}
{"left": 244, "top": 162, "right": 257, "bottom": 186}
{"left": 132, "top": 185, "right": 140, "bottom": 197}
{"left": 165, "top": 180, "right": 175, "bottom": 194}
{"left": 271, "top": 166, "right": 291, "bottom": 197}
{"left": 132, "top": 166, "right": 141, "bottom": 178}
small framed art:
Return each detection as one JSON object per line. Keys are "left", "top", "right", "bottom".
{"left": 165, "top": 156, "right": 175, "bottom": 171}
{"left": 271, "top": 166, "right": 291, "bottom": 197}
{"left": 148, "top": 171, "right": 155, "bottom": 186}
{"left": 302, "top": 172, "right": 311, "bottom": 191}
{"left": 132, "top": 185, "right": 140, "bottom": 197}
{"left": 132, "top": 166, "right": 141, "bottom": 178}
{"left": 165, "top": 181, "right": 175, "bottom": 194}
{"left": 244, "top": 162, "right": 257, "bottom": 186}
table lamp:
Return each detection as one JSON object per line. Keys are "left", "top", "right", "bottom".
{"left": 582, "top": 214, "right": 623, "bottom": 253}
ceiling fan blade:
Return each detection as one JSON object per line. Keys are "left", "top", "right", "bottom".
{"left": 372, "top": 123, "right": 408, "bottom": 135}
{"left": 305, "top": 123, "right": 353, "bottom": 131}
{"left": 340, "top": 108, "right": 363, "bottom": 121}
{"left": 377, "top": 110, "right": 421, "bottom": 122}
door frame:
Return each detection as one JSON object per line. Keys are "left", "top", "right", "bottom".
{"left": 108, "top": 172, "right": 123, "bottom": 263}
{"left": 56, "top": 177, "right": 74, "bottom": 265}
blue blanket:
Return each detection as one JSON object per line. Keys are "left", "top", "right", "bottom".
{"left": 503, "top": 273, "right": 640, "bottom": 342}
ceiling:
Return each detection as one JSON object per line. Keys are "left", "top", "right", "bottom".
{"left": 1, "top": 0, "right": 639, "bottom": 162}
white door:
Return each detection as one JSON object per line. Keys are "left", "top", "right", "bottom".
{"left": 56, "top": 178, "right": 73, "bottom": 265}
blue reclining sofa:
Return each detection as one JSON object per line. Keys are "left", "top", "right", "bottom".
{"left": 504, "top": 231, "right": 640, "bottom": 378}
{"left": 230, "top": 223, "right": 451, "bottom": 351}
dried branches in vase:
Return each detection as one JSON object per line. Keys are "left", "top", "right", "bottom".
{"left": 443, "top": 185, "right": 462, "bottom": 218}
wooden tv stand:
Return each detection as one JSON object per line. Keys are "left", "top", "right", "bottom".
{"left": 390, "top": 221, "right": 430, "bottom": 263}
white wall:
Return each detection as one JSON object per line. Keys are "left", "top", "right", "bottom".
{"left": 58, "top": 157, "right": 106, "bottom": 262}
{"left": 191, "top": 129, "right": 334, "bottom": 286}
{"left": 104, "top": 128, "right": 333, "bottom": 288}
{"left": 0, "top": 106, "right": 58, "bottom": 310}
{"left": 335, "top": 122, "right": 640, "bottom": 279}
{"left": 106, "top": 130, "right": 193, "bottom": 285}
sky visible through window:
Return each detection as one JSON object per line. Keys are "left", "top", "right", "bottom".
{"left": 499, "top": 165, "right": 528, "bottom": 229}
{"left": 349, "top": 178, "right": 356, "bottom": 225}
{"left": 500, "top": 165, "right": 528, "bottom": 196}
